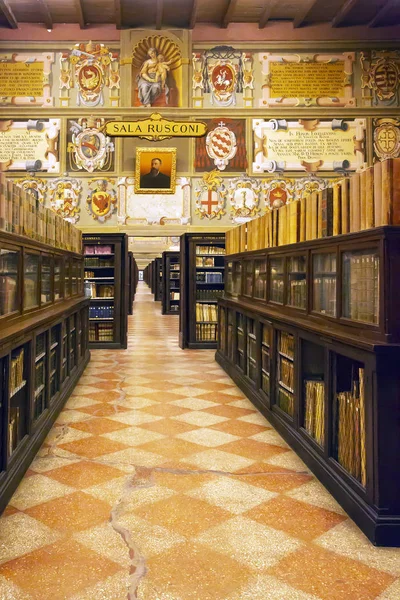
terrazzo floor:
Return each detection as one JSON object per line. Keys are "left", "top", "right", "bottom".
{"left": 0, "top": 281, "right": 399, "bottom": 599}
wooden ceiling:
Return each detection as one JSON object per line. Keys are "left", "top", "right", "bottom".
{"left": 0, "top": 0, "right": 399, "bottom": 30}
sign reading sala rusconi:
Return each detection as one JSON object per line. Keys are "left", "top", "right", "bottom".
{"left": 105, "top": 113, "right": 207, "bottom": 141}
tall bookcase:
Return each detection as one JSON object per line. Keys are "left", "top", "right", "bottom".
{"left": 179, "top": 233, "right": 225, "bottom": 349}
{"left": 217, "top": 227, "right": 400, "bottom": 547}
{"left": 0, "top": 230, "right": 89, "bottom": 514}
{"left": 162, "top": 251, "right": 180, "bottom": 315}
{"left": 83, "top": 233, "right": 128, "bottom": 349}
{"left": 128, "top": 252, "right": 138, "bottom": 315}
{"left": 152, "top": 257, "right": 162, "bottom": 301}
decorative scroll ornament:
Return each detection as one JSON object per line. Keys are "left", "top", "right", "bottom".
{"left": 264, "top": 179, "right": 295, "bottom": 209}
{"left": 60, "top": 42, "right": 120, "bottom": 108}
{"left": 361, "top": 51, "right": 400, "bottom": 105}
{"left": 227, "top": 176, "right": 262, "bottom": 223}
{"left": 68, "top": 117, "right": 114, "bottom": 172}
{"left": 86, "top": 178, "right": 116, "bottom": 222}
{"left": 195, "top": 171, "right": 227, "bottom": 220}
{"left": 49, "top": 177, "right": 81, "bottom": 224}
{"left": 206, "top": 121, "right": 237, "bottom": 170}
{"left": 373, "top": 117, "right": 400, "bottom": 160}
{"left": 13, "top": 178, "right": 46, "bottom": 204}
{"left": 294, "top": 175, "right": 329, "bottom": 199}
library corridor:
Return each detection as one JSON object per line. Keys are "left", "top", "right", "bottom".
{"left": 0, "top": 282, "right": 399, "bottom": 600}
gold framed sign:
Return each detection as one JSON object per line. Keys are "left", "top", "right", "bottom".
{"left": 135, "top": 147, "right": 177, "bottom": 194}
{"left": 105, "top": 113, "right": 207, "bottom": 141}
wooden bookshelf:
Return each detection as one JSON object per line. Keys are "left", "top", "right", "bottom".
{"left": 128, "top": 252, "right": 138, "bottom": 315}
{"left": 152, "top": 257, "right": 163, "bottom": 302}
{"left": 179, "top": 233, "right": 225, "bottom": 349}
{"left": 162, "top": 251, "right": 180, "bottom": 315}
{"left": 0, "top": 231, "right": 89, "bottom": 515}
{"left": 83, "top": 233, "right": 128, "bottom": 349}
{"left": 217, "top": 227, "right": 400, "bottom": 547}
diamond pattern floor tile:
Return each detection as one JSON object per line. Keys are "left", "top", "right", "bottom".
{"left": 0, "top": 282, "right": 398, "bottom": 600}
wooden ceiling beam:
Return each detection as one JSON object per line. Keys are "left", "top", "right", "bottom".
{"left": 0, "top": 0, "right": 18, "bottom": 28}
{"left": 369, "top": 0, "right": 396, "bottom": 27}
{"left": 292, "top": 0, "right": 319, "bottom": 28}
{"left": 222, "top": 0, "right": 238, "bottom": 29}
{"left": 115, "top": 0, "right": 122, "bottom": 29}
{"left": 74, "top": 0, "right": 86, "bottom": 29}
{"left": 189, "top": 0, "right": 198, "bottom": 29}
{"left": 332, "top": 0, "right": 359, "bottom": 27}
{"left": 259, "top": 0, "right": 278, "bottom": 29}
{"left": 38, "top": 0, "right": 53, "bottom": 29}
{"left": 155, "top": 0, "right": 163, "bottom": 29}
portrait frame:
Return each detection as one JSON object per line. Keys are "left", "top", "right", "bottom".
{"left": 135, "top": 147, "right": 177, "bottom": 194}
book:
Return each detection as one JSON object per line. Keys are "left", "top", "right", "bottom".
{"left": 333, "top": 183, "right": 341, "bottom": 236}
{"left": 289, "top": 201, "right": 299, "bottom": 244}
{"left": 341, "top": 177, "right": 350, "bottom": 234}
{"left": 304, "top": 379, "right": 325, "bottom": 446}
{"left": 359, "top": 168, "right": 367, "bottom": 230}
{"left": 299, "top": 196, "right": 306, "bottom": 242}
{"left": 374, "top": 161, "right": 382, "bottom": 227}
{"left": 350, "top": 172, "right": 361, "bottom": 232}
{"left": 365, "top": 166, "right": 374, "bottom": 229}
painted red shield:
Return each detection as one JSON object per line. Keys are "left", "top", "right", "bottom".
{"left": 211, "top": 64, "right": 235, "bottom": 94}
{"left": 79, "top": 65, "right": 102, "bottom": 92}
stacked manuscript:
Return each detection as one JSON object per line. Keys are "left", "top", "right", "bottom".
{"left": 0, "top": 174, "right": 82, "bottom": 254}
{"left": 225, "top": 158, "right": 400, "bottom": 255}
{"left": 304, "top": 379, "right": 325, "bottom": 446}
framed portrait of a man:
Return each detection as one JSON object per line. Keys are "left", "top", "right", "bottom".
{"left": 135, "top": 147, "right": 177, "bottom": 194}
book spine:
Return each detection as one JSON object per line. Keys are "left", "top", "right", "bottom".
{"left": 381, "top": 158, "right": 392, "bottom": 225}
{"left": 365, "top": 166, "right": 374, "bottom": 229}
{"left": 7, "top": 181, "right": 14, "bottom": 233}
{"left": 311, "top": 191, "right": 318, "bottom": 240}
{"left": 0, "top": 173, "right": 6, "bottom": 231}
{"left": 305, "top": 194, "right": 313, "bottom": 241}
{"left": 333, "top": 183, "right": 341, "bottom": 236}
{"left": 299, "top": 196, "right": 306, "bottom": 242}
{"left": 326, "top": 187, "right": 334, "bottom": 237}
{"left": 350, "top": 172, "right": 361, "bottom": 232}
{"left": 373, "top": 161, "right": 382, "bottom": 227}
{"left": 359, "top": 169, "right": 367, "bottom": 230}
{"left": 341, "top": 178, "right": 350, "bottom": 234}
{"left": 391, "top": 158, "right": 400, "bottom": 225}
{"left": 317, "top": 191, "right": 323, "bottom": 239}
{"left": 321, "top": 188, "right": 328, "bottom": 237}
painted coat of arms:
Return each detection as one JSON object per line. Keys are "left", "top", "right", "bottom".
{"left": 49, "top": 177, "right": 81, "bottom": 224}
{"left": 13, "top": 178, "right": 46, "bottom": 204}
{"left": 195, "top": 171, "right": 226, "bottom": 219}
{"left": 264, "top": 179, "right": 295, "bottom": 209}
{"left": 373, "top": 117, "right": 400, "bottom": 160}
{"left": 361, "top": 51, "right": 400, "bottom": 105}
{"left": 195, "top": 118, "right": 247, "bottom": 173}
{"left": 201, "top": 46, "right": 245, "bottom": 107}
{"left": 68, "top": 117, "right": 114, "bottom": 172}
{"left": 206, "top": 121, "right": 237, "bottom": 170}
{"left": 227, "top": 177, "right": 261, "bottom": 223}
{"left": 60, "top": 42, "right": 120, "bottom": 108}
{"left": 86, "top": 179, "right": 117, "bottom": 222}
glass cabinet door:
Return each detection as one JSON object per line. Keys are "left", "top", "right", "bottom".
{"left": 342, "top": 249, "right": 379, "bottom": 324}
{"left": 0, "top": 247, "right": 19, "bottom": 316}
{"left": 254, "top": 258, "right": 267, "bottom": 300}
{"left": 244, "top": 260, "right": 254, "bottom": 297}
{"left": 232, "top": 261, "right": 242, "bottom": 297}
{"left": 269, "top": 257, "right": 285, "bottom": 304}
{"left": 24, "top": 253, "right": 39, "bottom": 310}
{"left": 226, "top": 261, "right": 234, "bottom": 296}
{"left": 261, "top": 323, "right": 271, "bottom": 398}
{"left": 54, "top": 257, "right": 62, "bottom": 301}
{"left": 40, "top": 254, "right": 52, "bottom": 305}
{"left": 64, "top": 259, "right": 71, "bottom": 298}
{"left": 276, "top": 330, "right": 295, "bottom": 417}
{"left": 287, "top": 255, "right": 306, "bottom": 309}
{"left": 312, "top": 253, "right": 336, "bottom": 317}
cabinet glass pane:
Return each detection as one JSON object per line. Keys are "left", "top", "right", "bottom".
{"left": 237, "top": 313, "right": 245, "bottom": 370}
{"left": 232, "top": 261, "right": 242, "bottom": 297}
{"left": 41, "top": 255, "right": 52, "bottom": 304}
{"left": 269, "top": 257, "right": 284, "bottom": 304}
{"left": 342, "top": 249, "right": 379, "bottom": 324}
{"left": 226, "top": 261, "right": 233, "bottom": 296}
{"left": 64, "top": 259, "right": 71, "bottom": 298}
{"left": 24, "top": 253, "right": 39, "bottom": 309}
{"left": 0, "top": 248, "right": 19, "bottom": 316}
{"left": 254, "top": 259, "right": 267, "bottom": 300}
{"left": 261, "top": 324, "right": 271, "bottom": 396}
{"left": 71, "top": 260, "right": 78, "bottom": 296}
{"left": 277, "top": 331, "right": 294, "bottom": 417}
{"left": 246, "top": 317, "right": 257, "bottom": 381}
{"left": 9, "top": 344, "right": 28, "bottom": 457}
{"left": 244, "top": 260, "right": 253, "bottom": 297}
{"left": 54, "top": 257, "right": 62, "bottom": 300}
{"left": 50, "top": 325, "right": 61, "bottom": 401}
{"left": 312, "top": 253, "right": 336, "bottom": 317}
{"left": 333, "top": 354, "right": 366, "bottom": 487}
{"left": 288, "top": 256, "right": 306, "bottom": 309}
{"left": 227, "top": 310, "right": 234, "bottom": 362}
{"left": 302, "top": 340, "right": 325, "bottom": 447}
{"left": 219, "top": 307, "right": 226, "bottom": 354}
{"left": 34, "top": 332, "right": 47, "bottom": 420}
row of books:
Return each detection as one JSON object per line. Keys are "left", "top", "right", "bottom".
{"left": 279, "top": 356, "right": 294, "bottom": 391}
{"left": 196, "top": 289, "right": 223, "bottom": 301}
{"left": 84, "top": 257, "right": 114, "bottom": 267}
{"left": 10, "top": 348, "right": 25, "bottom": 395}
{"left": 277, "top": 387, "right": 294, "bottom": 417}
{"left": 196, "top": 323, "right": 218, "bottom": 342}
{"left": 86, "top": 283, "right": 114, "bottom": 298}
{"left": 343, "top": 252, "right": 379, "bottom": 324}
{"left": 89, "top": 305, "right": 114, "bottom": 319}
{"left": 196, "top": 303, "right": 218, "bottom": 323}
{"left": 0, "top": 276, "right": 17, "bottom": 315}
{"left": 279, "top": 331, "right": 294, "bottom": 359}
{"left": 196, "top": 256, "right": 221, "bottom": 267}
{"left": 270, "top": 279, "right": 284, "bottom": 304}
{"left": 196, "top": 271, "right": 223, "bottom": 283}
{"left": 226, "top": 158, "right": 400, "bottom": 255}
{"left": 89, "top": 323, "right": 114, "bottom": 341}
{"left": 289, "top": 278, "right": 307, "bottom": 308}
{"left": 304, "top": 379, "right": 325, "bottom": 446}
{"left": 196, "top": 245, "right": 225, "bottom": 255}
{"left": 84, "top": 245, "right": 113, "bottom": 255}
{"left": 0, "top": 174, "right": 82, "bottom": 254}
{"left": 336, "top": 368, "right": 367, "bottom": 486}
